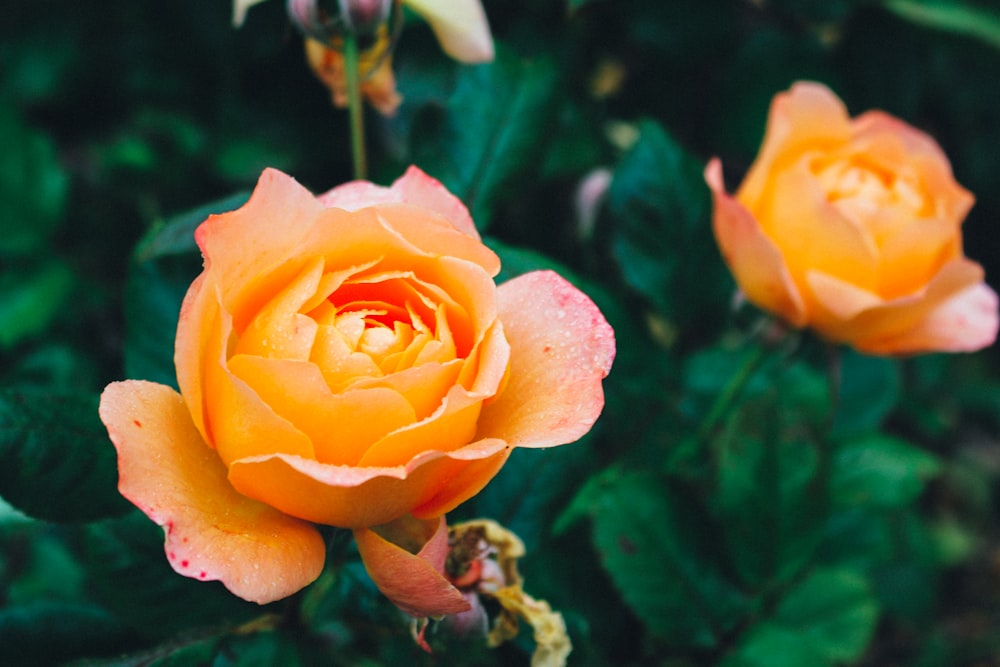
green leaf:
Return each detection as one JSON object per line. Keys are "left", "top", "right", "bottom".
{"left": 0, "top": 391, "right": 131, "bottom": 523}
{"left": 0, "top": 108, "right": 69, "bottom": 255}
{"left": 0, "top": 601, "right": 135, "bottom": 666}
{"left": 0, "top": 259, "right": 75, "bottom": 348}
{"left": 721, "top": 624, "right": 830, "bottom": 667}
{"left": 607, "top": 119, "right": 730, "bottom": 334}
{"left": 831, "top": 349, "right": 901, "bottom": 438}
{"left": 410, "top": 48, "right": 560, "bottom": 230}
{"left": 831, "top": 435, "right": 941, "bottom": 509}
{"left": 84, "top": 513, "right": 259, "bottom": 641}
{"left": 713, "top": 425, "right": 826, "bottom": 588}
{"left": 134, "top": 191, "right": 250, "bottom": 263}
{"left": 772, "top": 568, "right": 879, "bottom": 662}
{"left": 124, "top": 254, "right": 202, "bottom": 388}
{"left": 586, "top": 471, "right": 749, "bottom": 648}
{"left": 884, "top": 0, "right": 1000, "bottom": 50}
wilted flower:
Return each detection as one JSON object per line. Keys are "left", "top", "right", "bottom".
{"left": 234, "top": 0, "right": 494, "bottom": 115}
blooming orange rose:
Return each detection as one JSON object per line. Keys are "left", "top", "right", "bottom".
{"left": 99, "top": 166, "right": 614, "bottom": 611}
{"left": 706, "top": 81, "right": 998, "bottom": 354}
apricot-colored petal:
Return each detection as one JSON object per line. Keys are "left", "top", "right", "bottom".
{"left": 319, "top": 166, "right": 480, "bottom": 240}
{"left": 805, "top": 270, "right": 883, "bottom": 324}
{"left": 763, "top": 163, "right": 879, "bottom": 290}
{"left": 875, "top": 281, "right": 998, "bottom": 354}
{"left": 195, "top": 169, "right": 322, "bottom": 318}
{"left": 705, "top": 159, "right": 808, "bottom": 326}
{"left": 352, "top": 361, "right": 462, "bottom": 420}
{"left": 739, "top": 81, "right": 852, "bottom": 208}
{"left": 234, "top": 257, "right": 323, "bottom": 361}
{"left": 877, "top": 216, "right": 959, "bottom": 299}
{"left": 354, "top": 515, "right": 469, "bottom": 617}
{"left": 409, "top": 444, "right": 512, "bottom": 519}
{"left": 228, "top": 355, "right": 416, "bottom": 465}
{"left": 359, "top": 385, "right": 482, "bottom": 467}
{"left": 405, "top": 0, "right": 495, "bottom": 63}
{"left": 304, "top": 206, "right": 499, "bottom": 280}
{"left": 227, "top": 438, "right": 509, "bottom": 528}
{"left": 175, "top": 272, "right": 213, "bottom": 439}
{"left": 807, "top": 259, "right": 998, "bottom": 354}
{"left": 205, "top": 335, "right": 316, "bottom": 464}
{"left": 458, "top": 319, "right": 511, "bottom": 397}
{"left": 853, "top": 111, "right": 974, "bottom": 225}
{"left": 311, "top": 323, "right": 385, "bottom": 389}
{"left": 99, "top": 381, "right": 326, "bottom": 604}
{"left": 476, "top": 270, "right": 614, "bottom": 448}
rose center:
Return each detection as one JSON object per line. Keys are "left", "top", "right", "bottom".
{"left": 817, "top": 160, "right": 928, "bottom": 219}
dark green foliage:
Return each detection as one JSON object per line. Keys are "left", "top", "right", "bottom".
{"left": 2, "top": 0, "right": 1000, "bottom": 665}
{"left": 0, "top": 392, "right": 131, "bottom": 523}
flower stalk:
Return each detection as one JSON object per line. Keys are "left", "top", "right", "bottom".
{"left": 343, "top": 28, "right": 367, "bottom": 179}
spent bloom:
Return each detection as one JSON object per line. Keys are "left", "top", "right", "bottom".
{"left": 99, "top": 166, "right": 614, "bottom": 614}
{"left": 706, "top": 81, "right": 998, "bottom": 355}
{"left": 234, "top": 0, "right": 494, "bottom": 115}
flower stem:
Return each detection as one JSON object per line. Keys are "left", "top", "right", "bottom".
{"left": 666, "top": 341, "right": 770, "bottom": 470}
{"left": 343, "top": 30, "right": 367, "bottom": 180}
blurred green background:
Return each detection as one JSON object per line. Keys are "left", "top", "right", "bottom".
{"left": 3, "top": 0, "right": 1000, "bottom": 665}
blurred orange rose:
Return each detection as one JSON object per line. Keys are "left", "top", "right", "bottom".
{"left": 706, "top": 81, "right": 998, "bottom": 354}
{"left": 99, "top": 166, "right": 614, "bottom": 611}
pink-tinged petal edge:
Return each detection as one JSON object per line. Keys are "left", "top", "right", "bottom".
{"left": 705, "top": 158, "right": 808, "bottom": 327}
{"left": 354, "top": 515, "right": 470, "bottom": 617}
{"left": 858, "top": 282, "right": 999, "bottom": 355}
{"left": 99, "top": 380, "right": 326, "bottom": 605}
{"left": 318, "top": 165, "right": 479, "bottom": 240}
{"left": 887, "top": 282, "right": 999, "bottom": 354}
{"left": 476, "top": 270, "right": 615, "bottom": 448}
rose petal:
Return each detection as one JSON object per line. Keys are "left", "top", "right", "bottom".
{"left": 227, "top": 438, "right": 509, "bottom": 528}
{"left": 404, "top": 0, "right": 494, "bottom": 64}
{"left": 227, "top": 355, "right": 416, "bottom": 465}
{"left": 807, "top": 259, "right": 998, "bottom": 353}
{"left": 195, "top": 169, "right": 323, "bottom": 322}
{"left": 738, "top": 81, "right": 852, "bottom": 209}
{"left": 475, "top": 270, "right": 614, "bottom": 448}
{"left": 354, "top": 515, "right": 469, "bottom": 617}
{"left": 233, "top": 257, "right": 323, "bottom": 361}
{"left": 303, "top": 206, "right": 499, "bottom": 280}
{"left": 854, "top": 111, "right": 974, "bottom": 224}
{"left": 876, "top": 282, "right": 998, "bottom": 353}
{"left": 319, "top": 165, "right": 479, "bottom": 240}
{"left": 358, "top": 385, "right": 483, "bottom": 467}
{"left": 99, "top": 380, "right": 326, "bottom": 605}
{"left": 409, "top": 444, "right": 512, "bottom": 519}
{"left": 764, "top": 163, "right": 880, "bottom": 289}
{"left": 706, "top": 159, "right": 808, "bottom": 327}
{"left": 205, "top": 312, "right": 317, "bottom": 464}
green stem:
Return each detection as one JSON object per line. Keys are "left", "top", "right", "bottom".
{"left": 666, "top": 341, "right": 769, "bottom": 470}
{"left": 343, "top": 30, "right": 367, "bottom": 180}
